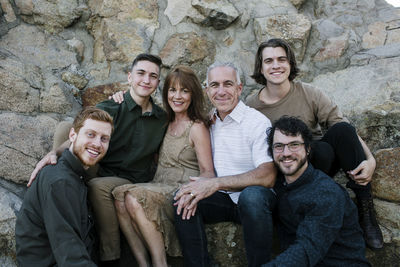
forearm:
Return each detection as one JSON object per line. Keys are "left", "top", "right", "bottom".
{"left": 215, "top": 162, "right": 276, "bottom": 191}
{"left": 358, "top": 135, "right": 376, "bottom": 167}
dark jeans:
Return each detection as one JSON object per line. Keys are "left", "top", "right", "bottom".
{"left": 174, "top": 186, "right": 276, "bottom": 267}
{"left": 310, "top": 122, "right": 371, "bottom": 198}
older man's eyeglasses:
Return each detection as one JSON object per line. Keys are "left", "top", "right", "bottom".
{"left": 272, "top": 142, "right": 304, "bottom": 153}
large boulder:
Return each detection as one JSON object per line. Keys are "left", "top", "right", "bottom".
{"left": 372, "top": 148, "right": 400, "bottom": 203}
{"left": 15, "top": 0, "right": 83, "bottom": 33}
{"left": 0, "top": 24, "right": 78, "bottom": 70}
{"left": 254, "top": 14, "right": 312, "bottom": 61}
{"left": 0, "top": 49, "right": 41, "bottom": 113}
{"left": 87, "top": 0, "right": 159, "bottom": 64}
{"left": 0, "top": 185, "right": 21, "bottom": 267}
{"left": 160, "top": 32, "right": 216, "bottom": 82}
{"left": 0, "top": 113, "right": 58, "bottom": 184}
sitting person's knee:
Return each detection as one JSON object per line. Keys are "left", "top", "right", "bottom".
{"left": 238, "top": 186, "right": 275, "bottom": 211}
{"left": 114, "top": 199, "right": 127, "bottom": 215}
{"left": 125, "top": 194, "right": 142, "bottom": 213}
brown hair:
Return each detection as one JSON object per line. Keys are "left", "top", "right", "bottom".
{"left": 72, "top": 106, "right": 114, "bottom": 134}
{"left": 131, "top": 53, "right": 162, "bottom": 73}
{"left": 162, "top": 66, "right": 209, "bottom": 126}
{"left": 251, "top": 38, "right": 299, "bottom": 85}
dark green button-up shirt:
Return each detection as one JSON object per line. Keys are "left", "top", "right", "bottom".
{"left": 96, "top": 91, "right": 167, "bottom": 183}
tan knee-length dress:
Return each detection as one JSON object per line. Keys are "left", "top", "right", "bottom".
{"left": 112, "top": 122, "right": 199, "bottom": 257}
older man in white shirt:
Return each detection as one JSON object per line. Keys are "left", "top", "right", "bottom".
{"left": 174, "top": 62, "right": 277, "bottom": 267}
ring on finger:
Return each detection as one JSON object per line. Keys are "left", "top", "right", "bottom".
{"left": 190, "top": 192, "right": 195, "bottom": 198}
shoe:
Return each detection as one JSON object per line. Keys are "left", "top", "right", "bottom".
{"left": 357, "top": 196, "right": 384, "bottom": 249}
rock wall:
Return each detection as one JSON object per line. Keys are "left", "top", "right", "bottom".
{"left": 1, "top": 0, "right": 399, "bottom": 266}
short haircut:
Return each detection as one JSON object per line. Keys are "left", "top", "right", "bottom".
{"left": 251, "top": 38, "right": 299, "bottom": 85}
{"left": 72, "top": 106, "right": 114, "bottom": 134}
{"left": 206, "top": 61, "right": 241, "bottom": 87}
{"left": 131, "top": 53, "right": 162, "bottom": 73}
{"left": 266, "top": 116, "right": 312, "bottom": 158}
{"left": 162, "top": 65, "right": 209, "bottom": 126}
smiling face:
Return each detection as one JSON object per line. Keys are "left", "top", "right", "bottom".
{"left": 167, "top": 83, "right": 192, "bottom": 116}
{"left": 69, "top": 119, "right": 112, "bottom": 169}
{"left": 272, "top": 129, "right": 308, "bottom": 183}
{"left": 206, "top": 66, "right": 242, "bottom": 120}
{"left": 128, "top": 60, "right": 160, "bottom": 99}
{"left": 261, "top": 47, "right": 291, "bottom": 87}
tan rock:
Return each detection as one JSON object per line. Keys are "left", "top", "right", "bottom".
{"left": 0, "top": 0, "right": 17, "bottom": 22}
{"left": 87, "top": 0, "right": 159, "bottom": 64}
{"left": 289, "top": 0, "right": 306, "bottom": 9}
{"left": 14, "top": 0, "right": 33, "bottom": 15}
{"left": 254, "top": 14, "right": 311, "bottom": 61}
{"left": 82, "top": 82, "right": 129, "bottom": 107}
{"left": 61, "top": 72, "right": 88, "bottom": 90}
{"left": 0, "top": 113, "right": 58, "bottom": 183}
{"left": 17, "top": 0, "right": 83, "bottom": 33}
{"left": 89, "top": 64, "right": 111, "bottom": 82}
{"left": 313, "top": 33, "right": 349, "bottom": 62}
{"left": 40, "top": 84, "right": 72, "bottom": 114}
{"left": 160, "top": 32, "right": 216, "bottom": 81}
{"left": 164, "top": 0, "right": 200, "bottom": 26}
{"left": 192, "top": 0, "right": 239, "bottom": 30}
{"left": 372, "top": 148, "right": 400, "bottom": 203}
{"left": 362, "top": 21, "right": 387, "bottom": 49}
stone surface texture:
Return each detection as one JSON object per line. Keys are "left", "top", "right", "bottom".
{"left": 0, "top": 0, "right": 399, "bottom": 266}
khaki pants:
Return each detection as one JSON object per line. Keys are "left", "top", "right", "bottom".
{"left": 87, "top": 176, "right": 132, "bottom": 260}
{"left": 53, "top": 121, "right": 130, "bottom": 260}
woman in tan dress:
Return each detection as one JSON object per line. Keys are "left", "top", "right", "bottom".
{"left": 112, "top": 66, "right": 215, "bottom": 267}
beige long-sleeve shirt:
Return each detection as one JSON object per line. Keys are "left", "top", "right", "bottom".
{"left": 246, "top": 81, "right": 347, "bottom": 140}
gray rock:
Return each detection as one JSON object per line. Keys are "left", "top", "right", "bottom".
{"left": 0, "top": 113, "right": 58, "bottom": 183}
{"left": 0, "top": 24, "right": 78, "bottom": 70}
{"left": 191, "top": 0, "right": 239, "bottom": 30}
{"left": 0, "top": 49, "right": 41, "bottom": 113}
{"left": 15, "top": 0, "right": 83, "bottom": 33}
{"left": 311, "top": 57, "right": 400, "bottom": 118}
{"left": 0, "top": 185, "right": 21, "bottom": 267}
{"left": 254, "top": 14, "right": 311, "bottom": 61}
{"left": 87, "top": 0, "right": 159, "bottom": 64}
{"left": 164, "top": 0, "right": 201, "bottom": 26}
{"left": 159, "top": 32, "right": 216, "bottom": 82}
{"left": 40, "top": 84, "right": 73, "bottom": 114}
{"left": 351, "top": 101, "right": 400, "bottom": 151}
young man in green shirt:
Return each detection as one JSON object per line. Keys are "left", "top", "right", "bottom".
{"left": 28, "top": 54, "right": 167, "bottom": 266}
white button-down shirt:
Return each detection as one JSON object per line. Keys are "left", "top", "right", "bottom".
{"left": 211, "top": 101, "right": 273, "bottom": 203}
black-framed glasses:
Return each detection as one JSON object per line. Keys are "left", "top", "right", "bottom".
{"left": 272, "top": 142, "right": 305, "bottom": 152}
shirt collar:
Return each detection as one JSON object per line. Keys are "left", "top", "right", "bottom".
{"left": 124, "top": 91, "right": 164, "bottom": 119}
{"left": 284, "top": 163, "right": 315, "bottom": 190}
{"left": 62, "top": 149, "right": 88, "bottom": 180}
{"left": 214, "top": 100, "right": 246, "bottom": 123}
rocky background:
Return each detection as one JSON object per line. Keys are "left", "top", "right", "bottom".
{"left": 1, "top": 0, "right": 399, "bottom": 266}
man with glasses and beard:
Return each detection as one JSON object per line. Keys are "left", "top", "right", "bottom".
{"left": 263, "top": 116, "right": 370, "bottom": 266}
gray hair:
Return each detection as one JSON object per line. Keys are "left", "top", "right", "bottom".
{"left": 206, "top": 62, "right": 241, "bottom": 87}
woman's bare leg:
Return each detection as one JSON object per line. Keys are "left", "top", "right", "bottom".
{"left": 125, "top": 193, "right": 168, "bottom": 267}
{"left": 114, "top": 199, "right": 151, "bottom": 267}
